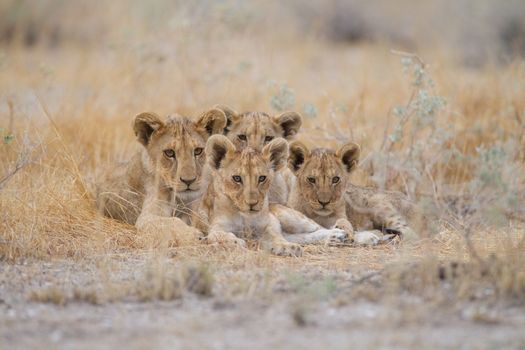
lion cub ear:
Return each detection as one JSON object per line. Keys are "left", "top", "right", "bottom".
{"left": 213, "top": 104, "right": 240, "bottom": 133}
{"left": 134, "top": 112, "right": 164, "bottom": 146}
{"left": 274, "top": 112, "right": 302, "bottom": 139}
{"left": 262, "top": 138, "right": 289, "bottom": 171}
{"left": 337, "top": 142, "right": 360, "bottom": 173}
{"left": 195, "top": 108, "right": 227, "bottom": 136}
{"left": 288, "top": 141, "right": 309, "bottom": 173}
{"left": 206, "top": 135, "right": 236, "bottom": 169}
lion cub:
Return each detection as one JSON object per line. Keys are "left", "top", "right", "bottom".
{"left": 288, "top": 141, "right": 418, "bottom": 243}
{"left": 194, "top": 135, "right": 307, "bottom": 256}
{"left": 96, "top": 109, "right": 226, "bottom": 243}
{"left": 213, "top": 105, "right": 301, "bottom": 205}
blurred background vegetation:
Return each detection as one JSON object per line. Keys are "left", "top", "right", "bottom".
{"left": 1, "top": 0, "right": 525, "bottom": 64}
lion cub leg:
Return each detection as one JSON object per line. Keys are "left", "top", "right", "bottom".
{"left": 205, "top": 217, "right": 247, "bottom": 247}
{"left": 270, "top": 204, "right": 348, "bottom": 244}
{"left": 369, "top": 198, "right": 418, "bottom": 241}
{"left": 135, "top": 192, "right": 202, "bottom": 247}
{"left": 206, "top": 230, "right": 247, "bottom": 247}
{"left": 259, "top": 216, "right": 303, "bottom": 257}
{"left": 332, "top": 215, "right": 381, "bottom": 245}
{"left": 136, "top": 214, "right": 202, "bottom": 247}
{"left": 270, "top": 204, "right": 321, "bottom": 233}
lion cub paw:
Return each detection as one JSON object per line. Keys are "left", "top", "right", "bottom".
{"left": 400, "top": 227, "right": 418, "bottom": 241}
{"left": 269, "top": 241, "right": 303, "bottom": 257}
{"left": 353, "top": 230, "right": 381, "bottom": 246}
{"left": 205, "top": 231, "right": 247, "bottom": 248}
{"left": 172, "top": 227, "right": 203, "bottom": 246}
{"left": 333, "top": 219, "right": 354, "bottom": 242}
{"left": 324, "top": 228, "right": 349, "bottom": 244}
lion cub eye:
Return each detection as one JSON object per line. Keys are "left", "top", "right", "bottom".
{"left": 237, "top": 134, "right": 247, "bottom": 141}
{"left": 332, "top": 176, "right": 340, "bottom": 184}
{"left": 163, "top": 149, "right": 176, "bottom": 158}
{"left": 194, "top": 147, "right": 203, "bottom": 156}
{"left": 264, "top": 136, "right": 274, "bottom": 142}
{"left": 232, "top": 175, "right": 242, "bottom": 183}
{"left": 258, "top": 176, "right": 267, "bottom": 183}
{"left": 307, "top": 177, "right": 316, "bottom": 184}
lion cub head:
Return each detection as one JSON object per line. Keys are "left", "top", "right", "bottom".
{"left": 205, "top": 135, "right": 288, "bottom": 213}
{"left": 133, "top": 109, "right": 226, "bottom": 200}
{"left": 213, "top": 105, "right": 302, "bottom": 150}
{"left": 288, "top": 141, "right": 360, "bottom": 216}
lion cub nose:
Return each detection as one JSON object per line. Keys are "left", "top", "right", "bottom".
{"left": 318, "top": 199, "right": 330, "bottom": 207}
{"left": 248, "top": 200, "right": 259, "bottom": 210}
{"left": 180, "top": 177, "right": 196, "bottom": 186}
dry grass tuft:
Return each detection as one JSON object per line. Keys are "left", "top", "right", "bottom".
{"left": 135, "top": 260, "right": 214, "bottom": 302}
{"left": 27, "top": 259, "right": 214, "bottom": 305}
{"left": 72, "top": 287, "right": 101, "bottom": 305}
{"left": 29, "top": 286, "right": 68, "bottom": 306}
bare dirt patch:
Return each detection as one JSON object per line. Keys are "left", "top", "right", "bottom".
{"left": 2, "top": 234, "right": 525, "bottom": 349}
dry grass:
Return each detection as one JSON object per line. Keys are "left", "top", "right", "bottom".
{"left": 27, "top": 259, "right": 214, "bottom": 305}
{"left": 1, "top": 1, "right": 524, "bottom": 313}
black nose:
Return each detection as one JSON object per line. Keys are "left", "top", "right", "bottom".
{"left": 318, "top": 200, "right": 330, "bottom": 207}
{"left": 180, "top": 177, "right": 196, "bottom": 186}
{"left": 249, "top": 202, "right": 259, "bottom": 210}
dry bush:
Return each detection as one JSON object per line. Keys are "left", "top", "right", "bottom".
{"left": 337, "top": 229, "right": 525, "bottom": 306}
{"left": 0, "top": 132, "right": 137, "bottom": 260}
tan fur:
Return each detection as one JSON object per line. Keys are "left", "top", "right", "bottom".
{"left": 213, "top": 105, "right": 301, "bottom": 204}
{"left": 344, "top": 186, "right": 418, "bottom": 240}
{"left": 288, "top": 141, "right": 418, "bottom": 241}
{"left": 193, "top": 135, "right": 304, "bottom": 256}
{"left": 96, "top": 109, "right": 226, "bottom": 244}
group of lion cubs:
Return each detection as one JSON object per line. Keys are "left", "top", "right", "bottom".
{"left": 96, "top": 105, "right": 417, "bottom": 257}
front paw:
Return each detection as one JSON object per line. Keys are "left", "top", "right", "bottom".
{"left": 204, "top": 231, "right": 247, "bottom": 248}
{"left": 269, "top": 241, "right": 303, "bottom": 257}
{"left": 325, "top": 228, "right": 349, "bottom": 244}
{"left": 334, "top": 219, "right": 354, "bottom": 235}
{"left": 400, "top": 227, "right": 418, "bottom": 241}
{"left": 333, "top": 219, "right": 354, "bottom": 243}
{"left": 354, "top": 230, "right": 381, "bottom": 246}
{"left": 185, "top": 226, "right": 205, "bottom": 241}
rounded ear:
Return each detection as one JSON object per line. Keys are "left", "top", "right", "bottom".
{"left": 195, "top": 108, "right": 227, "bottom": 136}
{"left": 262, "top": 138, "right": 289, "bottom": 171}
{"left": 213, "top": 104, "right": 240, "bottom": 134}
{"left": 133, "top": 112, "right": 164, "bottom": 146}
{"left": 288, "top": 141, "right": 309, "bottom": 173}
{"left": 337, "top": 142, "right": 360, "bottom": 173}
{"left": 205, "top": 135, "right": 236, "bottom": 169}
{"left": 274, "top": 111, "right": 302, "bottom": 139}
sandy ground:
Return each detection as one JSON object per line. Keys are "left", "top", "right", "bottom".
{"left": 2, "top": 253, "right": 525, "bottom": 350}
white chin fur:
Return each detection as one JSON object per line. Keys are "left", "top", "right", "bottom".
{"left": 177, "top": 189, "right": 201, "bottom": 202}
{"left": 240, "top": 210, "right": 262, "bottom": 218}
{"left": 314, "top": 209, "right": 332, "bottom": 217}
